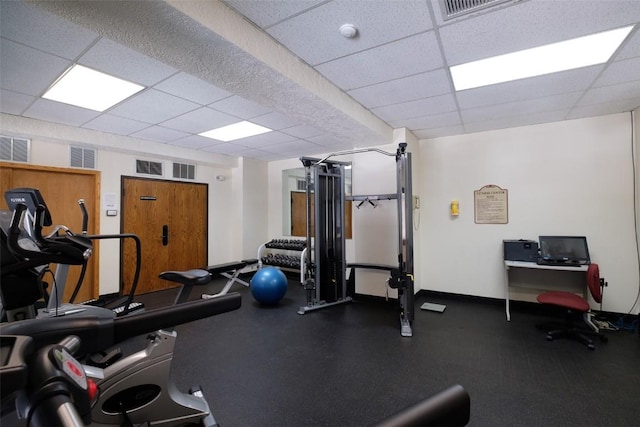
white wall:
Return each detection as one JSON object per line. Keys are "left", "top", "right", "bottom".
{"left": 239, "top": 157, "right": 268, "bottom": 260}
{"left": 417, "top": 113, "right": 639, "bottom": 314}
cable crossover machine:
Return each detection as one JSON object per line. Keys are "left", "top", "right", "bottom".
{"left": 299, "top": 143, "right": 415, "bottom": 337}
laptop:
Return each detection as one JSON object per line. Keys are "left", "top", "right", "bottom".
{"left": 537, "top": 236, "right": 590, "bottom": 266}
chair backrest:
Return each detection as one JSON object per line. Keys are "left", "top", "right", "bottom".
{"left": 587, "top": 263, "right": 603, "bottom": 303}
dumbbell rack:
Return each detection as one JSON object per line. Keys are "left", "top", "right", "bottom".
{"left": 257, "top": 239, "right": 308, "bottom": 283}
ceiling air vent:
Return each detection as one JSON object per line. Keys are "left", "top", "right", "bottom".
{"left": 70, "top": 146, "right": 96, "bottom": 169}
{"left": 1, "top": 136, "right": 30, "bottom": 162}
{"left": 136, "top": 159, "right": 163, "bottom": 176}
{"left": 441, "top": 0, "right": 516, "bottom": 20}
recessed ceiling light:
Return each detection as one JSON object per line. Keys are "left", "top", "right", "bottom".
{"left": 42, "top": 64, "right": 145, "bottom": 112}
{"left": 450, "top": 25, "right": 634, "bottom": 91}
{"left": 199, "top": 121, "right": 272, "bottom": 141}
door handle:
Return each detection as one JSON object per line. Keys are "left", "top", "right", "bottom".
{"left": 162, "top": 225, "right": 168, "bottom": 246}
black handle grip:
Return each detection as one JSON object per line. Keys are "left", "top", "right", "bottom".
{"left": 162, "top": 224, "right": 168, "bottom": 246}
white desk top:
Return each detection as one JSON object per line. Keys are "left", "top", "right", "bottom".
{"left": 504, "top": 260, "right": 588, "bottom": 272}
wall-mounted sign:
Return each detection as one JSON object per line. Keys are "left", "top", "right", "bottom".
{"left": 474, "top": 185, "right": 508, "bottom": 224}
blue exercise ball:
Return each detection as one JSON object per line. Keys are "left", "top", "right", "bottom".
{"left": 250, "top": 267, "right": 288, "bottom": 305}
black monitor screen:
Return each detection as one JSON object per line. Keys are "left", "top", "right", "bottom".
{"left": 538, "top": 236, "right": 590, "bottom": 263}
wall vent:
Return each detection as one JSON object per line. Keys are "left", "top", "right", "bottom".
{"left": 440, "top": 0, "right": 516, "bottom": 20}
{"left": 173, "top": 162, "right": 195, "bottom": 180}
{"left": 136, "top": 159, "right": 163, "bottom": 176}
{"left": 70, "top": 146, "right": 96, "bottom": 169}
{"left": 0, "top": 136, "right": 30, "bottom": 162}
{"left": 296, "top": 179, "right": 306, "bottom": 191}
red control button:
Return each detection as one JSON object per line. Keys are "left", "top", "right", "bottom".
{"left": 87, "top": 379, "right": 99, "bottom": 401}
{"left": 65, "top": 360, "right": 83, "bottom": 379}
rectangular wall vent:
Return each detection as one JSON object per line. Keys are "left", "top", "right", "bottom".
{"left": 296, "top": 179, "right": 306, "bottom": 191}
{"left": 441, "top": 0, "right": 516, "bottom": 20}
{"left": 173, "top": 162, "right": 195, "bottom": 180}
{"left": 70, "top": 146, "right": 96, "bottom": 169}
{"left": 0, "top": 136, "right": 30, "bottom": 162}
{"left": 136, "top": 159, "right": 163, "bottom": 176}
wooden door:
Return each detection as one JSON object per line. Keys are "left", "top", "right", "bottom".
{"left": 290, "top": 191, "right": 352, "bottom": 239}
{"left": 121, "top": 177, "right": 207, "bottom": 294}
{"left": 0, "top": 162, "right": 100, "bottom": 303}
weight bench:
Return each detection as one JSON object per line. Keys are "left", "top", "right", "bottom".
{"left": 201, "top": 259, "right": 258, "bottom": 299}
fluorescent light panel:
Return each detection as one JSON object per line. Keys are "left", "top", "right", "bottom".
{"left": 451, "top": 25, "right": 634, "bottom": 91}
{"left": 199, "top": 121, "right": 272, "bottom": 141}
{"left": 42, "top": 64, "right": 145, "bottom": 111}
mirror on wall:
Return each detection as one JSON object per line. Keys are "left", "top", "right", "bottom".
{"left": 282, "top": 167, "right": 352, "bottom": 238}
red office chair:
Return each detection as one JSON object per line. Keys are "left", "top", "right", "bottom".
{"left": 536, "top": 263, "right": 608, "bottom": 350}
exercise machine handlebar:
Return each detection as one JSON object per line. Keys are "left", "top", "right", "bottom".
{"left": 373, "top": 384, "right": 470, "bottom": 427}
{"left": 0, "top": 292, "right": 241, "bottom": 356}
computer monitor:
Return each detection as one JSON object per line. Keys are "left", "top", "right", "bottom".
{"left": 538, "top": 236, "right": 590, "bottom": 264}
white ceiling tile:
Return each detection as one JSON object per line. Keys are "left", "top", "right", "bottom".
{"left": 81, "top": 114, "right": 150, "bottom": 135}
{"left": 108, "top": 89, "right": 200, "bottom": 124}
{"left": 464, "top": 110, "right": 571, "bottom": 134}
{"left": 209, "top": 96, "right": 272, "bottom": 119}
{"left": 390, "top": 111, "right": 461, "bottom": 130}
{"left": 0, "top": 1, "right": 99, "bottom": 60}
{"left": 350, "top": 69, "right": 451, "bottom": 109}
{"left": 171, "top": 134, "right": 225, "bottom": 149}
{"left": 224, "top": 0, "right": 325, "bottom": 28}
{"left": 455, "top": 66, "right": 603, "bottom": 110}
{"left": 266, "top": 0, "right": 433, "bottom": 66}
{"left": 23, "top": 98, "right": 100, "bottom": 127}
{"left": 234, "top": 131, "right": 298, "bottom": 148}
{"left": 372, "top": 94, "right": 457, "bottom": 122}
{"left": 461, "top": 93, "right": 582, "bottom": 124}
{"left": 79, "top": 38, "right": 178, "bottom": 86}
{"left": 616, "top": 27, "right": 640, "bottom": 60}
{"left": 414, "top": 125, "right": 465, "bottom": 140}
{"left": 0, "top": 89, "right": 35, "bottom": 115}
{"left": 579, "top": 80, "right": 640, "bottom": 106}
{"left": 160, "top": 107, "right": 238, "bottom": 133}
{"left": 567, "top": 99, "right": 640, "bottom": 120}
{"left": 593, "top": 57, "right": 640, "bottom": 87}
{"left": 154, "top": 72, "right": 231, "bottom": 105}
{"left": 316, "top": 32, "right": 442, "bottom": 90}
{"left": 439, "top": 0, "right": 640, "bottom": 65}
{"left": 202, "top": 142, "right": 251, "bottom": 156}
{"left": 0, "top": 40, "right": 72, "bottom": 96}
{"left": 130, "top": 125, "right": 189, "bottom": 143}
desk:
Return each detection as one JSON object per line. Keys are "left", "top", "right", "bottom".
{"left": 503, "top": 261, "right": 588, "bottom": 321}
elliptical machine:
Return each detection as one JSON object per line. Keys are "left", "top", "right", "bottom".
{"left": 1, "top": 291, "right": 242, "bottom": 426}
{"left": 2, "top": 188, "right": 144, "bottom": 320}
{"left": 1, "top": 197, "right": 243, "bottom": 426}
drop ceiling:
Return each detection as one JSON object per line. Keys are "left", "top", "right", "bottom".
{"left": 1, "top": 0, "right": 639, "bottom": 163}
